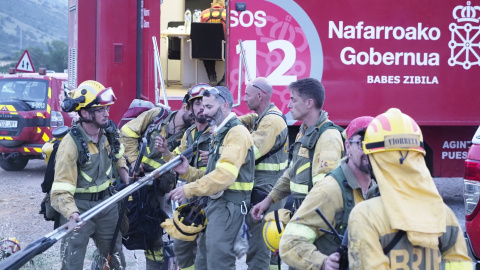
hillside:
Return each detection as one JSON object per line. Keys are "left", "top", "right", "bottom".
{"left": 0, "top": 0, "right": 67, "bottom": 60}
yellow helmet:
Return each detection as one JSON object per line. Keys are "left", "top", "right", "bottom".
{"left": 65, "top": 80, "right": 116, "bottom": 112}
{"left": 363, "top": 108, "right": 425, "bottom": 155}
{"left": 262, "top": 209, "right": 292, "bottom": 252}
{"left": 0, "top": 237, "right": 21, "bottom": 259}
{"left": 161, "top": 203, "right": 207, "bottom": 242}
{"left": 263, "top": 219, "right": 284, "bottom": 252}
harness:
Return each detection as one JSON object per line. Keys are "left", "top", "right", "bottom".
{"left": 207, "top": 8, "right": 226, "bottom": 23}
{"left": 69, "top": 120, "right": 122, "bottom": 182}
{"left": 303, "top": 121, "right": 344, "bottom": 191}
{"left": 254, "top": 110, "right": 288, "bottom": 166}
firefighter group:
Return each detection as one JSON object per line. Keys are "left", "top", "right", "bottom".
{"left": 47, "top": 75, "right": 473, "bottom": 270}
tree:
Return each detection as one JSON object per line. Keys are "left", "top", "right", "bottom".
{"left": 0, "top": 40, "right": 67, "bottom": 74}
{"left": 46, "top": 40, "right": 67, "bottom": 72}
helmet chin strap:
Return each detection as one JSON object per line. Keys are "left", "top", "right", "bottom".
{"left": 78, "top": 111, "right": 108, "bottom": 129}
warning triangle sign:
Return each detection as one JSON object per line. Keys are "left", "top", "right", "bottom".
{"left": 15, "top": 50, "right": 36, "bottom": 73}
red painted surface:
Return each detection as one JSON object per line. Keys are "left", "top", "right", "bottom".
{"left": 70, "top": 0, "right": 480, "bottom": 176}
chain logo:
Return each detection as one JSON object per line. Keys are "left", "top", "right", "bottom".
{"left": 449, "top": 1, "right": 480, "bottom": 69}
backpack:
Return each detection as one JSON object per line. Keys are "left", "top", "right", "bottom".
{"left": 118, "top": 99, "right": 156, "bottom": 129}
{"left": 39, "top": 121, "right": 123, "bottom": 227}
{"left": 122, "top": 184, "right": 170, "bottom": 258}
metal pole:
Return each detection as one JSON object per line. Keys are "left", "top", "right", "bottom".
{"left": 152, "top": 36, "right": 169, "bottom": 109}
{"left": 0, "top": 148, "right": 193, "bottom": 270}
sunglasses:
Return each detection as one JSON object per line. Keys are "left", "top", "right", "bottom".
{"left": 252, "top": 84, "right": 267, "bottom": 95}
{"left": 204, "top": 87, "right": 227, "bottom": 102}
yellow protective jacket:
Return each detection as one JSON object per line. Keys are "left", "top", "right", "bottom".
{"left": 164, "top": 124, "right": 211, "bottom": 173}
{"left": 279, "top": 159, "right": 377, "bottom": 270}
{"left": 180, "top": 113, "right": 255, "bottom": 203}
{"left": 268, "top": 113, "right": 344, "bottom": 203}
{"left": 348, "top": 197, "right": 472, "bottom": 269}
{"left": 120, "top": 108, "right": 185, "bottom": 170}
{"left": 50, "top": 124, "right": 128, "bottom": 219}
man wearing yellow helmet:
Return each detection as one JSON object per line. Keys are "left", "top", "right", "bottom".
{"left": 347, "top": 108, "right": 472, "bottom": 269}
{"left": 119, "top": 93, "right": 193, "bottom": 269}
{"left": 51, "top": 80, "right": 129, "bottom": 269}
{"left": 278, "top": 116, "right": 378, "bottom": 270}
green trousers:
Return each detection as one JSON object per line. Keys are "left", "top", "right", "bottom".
{"left": 194, "top": 198, "right": 244, "bottom": 270}
{"left": 60, "top": 196, "right": 125, "bottom": 270}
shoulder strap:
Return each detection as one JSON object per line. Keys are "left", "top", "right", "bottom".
{"left": 329, "top": 167, "right": 354, "bottom": 236}
{"left": 69, "top": 126, "right": 90, "bottom": 165}
{"left": 41, "top": 141, "right": 60, "bottom": 193}
{"left": 208, "top": 8, "right": 225, "bottom": 22}
{"left": 383, "top": 230, "right": 406, "bottom": 255}
{"left": 254, "top": 111, "right": 287, "bottom": 165}
{"left": 144, "top": 108, "right": 169, "bottom": 140}
{"left": 307, "top": 121, "right": 345, "bottom": 190}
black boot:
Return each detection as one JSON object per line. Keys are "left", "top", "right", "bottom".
{"left": 217, "top": 74, "right": 225, "bottom": 86}
{"left": 208, "top": 74, "right": 217, "bottom": 86}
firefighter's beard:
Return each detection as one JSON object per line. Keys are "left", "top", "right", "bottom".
{"left": 182, "top": 111, "right": 194, "bottom": 127}
{"left": 206, "top": 107, "right": 224, "bottom": 126}
{"left": 194, "top": 109, "right": 207, "bottom": 124}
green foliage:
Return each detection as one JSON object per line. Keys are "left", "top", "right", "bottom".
{"left": 0, "top": 40, "right": 68, "bottom": 74}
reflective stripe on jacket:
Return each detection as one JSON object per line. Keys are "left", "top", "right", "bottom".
{"left": 251, "top": 104, "right": 288, "bottom": 189}
{"left": 348, "top": 197, "right": 472, "bottom": 270}
{"left": 269, "top": 117, "right": 343, "bottom": 203}
{"left": 51, "top": 124, "right": 128, "bottom": 219}
{"left": 182, "top": 115, "right": 255, "bottom": 204}
{"left": 280, "top": 159, "right": 377, "bottom": 269}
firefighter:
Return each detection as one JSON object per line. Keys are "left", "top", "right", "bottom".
{"left": 240, "top": 77, "right": 289, "bottom": 270}
{"left": 251, "top": 78, "right": 344, "bottom": 219}
{"left": 200, "top": 0, "right": 226, "bottom": 86}
{"left": 50, "top": 80, "right": 129, "bottom": 270}
{"left": 166, "top": 86, "right": 255, "bottom": 270}
{"left": 278, "top": 116, "right": 377, "bottom": 270}
{"left": 347, "top": 108, "right": 472, "bottom": 269}
{"left": 119, "top": 99, "right": 193, "bottom": 269}
{"left": 155, "top": 83, "right": 212, "bottom": 270}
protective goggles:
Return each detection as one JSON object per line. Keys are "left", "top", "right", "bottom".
{"left": 188, "top": 84, "right": 210, "bottom": 102}
{"left": 96, "top": 87, "right": 116, "bottom": 105}
{"left": 203, "top": 87, "right": 226, "bottom": 102}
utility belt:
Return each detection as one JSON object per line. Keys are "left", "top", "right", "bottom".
{"left": 210, "top": 189, "right": 251, "bottom": 206}
{"left": 74, "top": 187, "right": 112, "bottom": 201}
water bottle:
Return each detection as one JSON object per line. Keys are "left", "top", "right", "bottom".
{"left": 193, "top": 9, "right": 201, "bottom": 22}
{"left": 185, "top": 9, "right": 192, "bottom": 34}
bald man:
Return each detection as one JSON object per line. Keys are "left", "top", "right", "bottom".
{"left": 242, "top": 77, "right": 289, "bottom": 270}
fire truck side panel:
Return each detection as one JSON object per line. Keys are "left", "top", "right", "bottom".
{"left": 68, "top": 0, "right": 96, "bottom": 90}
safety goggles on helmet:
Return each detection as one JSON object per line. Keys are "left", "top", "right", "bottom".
{"left": 188, "top": 83, "right": 211, "bottom": 102}
{"left": 96, "top": 87, "right": 116, "bottom": 106}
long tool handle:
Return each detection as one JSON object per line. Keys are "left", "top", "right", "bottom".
{"left": 0, "top": 148, "right": 194, "bottom": 270}
{"left": 315, "top": 208, "right": 343, "bottom": 242}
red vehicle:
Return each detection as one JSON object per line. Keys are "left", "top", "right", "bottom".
{"left": 464, "top": 126, "right": 480, "bottom": 262}
{"left": 68, "top": 0, "right": 480, "bottom": 177}
{"left": 0, "top": 70, "right": 75, "bottom": 171}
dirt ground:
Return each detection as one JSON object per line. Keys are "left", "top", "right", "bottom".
{"left": 0, "top": 160, "right": 467, "bottom": 269}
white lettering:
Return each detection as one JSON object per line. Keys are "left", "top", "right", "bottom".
{"left": 254, "top": 11, "right": 266, "bottom": 27}
{"left": 339, "top": 47, "right": 440, "bottom": 67}
{"left": 328, "top": 21, "right": 441, "bottom": 41}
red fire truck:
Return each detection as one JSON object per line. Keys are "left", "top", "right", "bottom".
{"left": 68, "top": 0, "right": 480, "bottom": 177}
